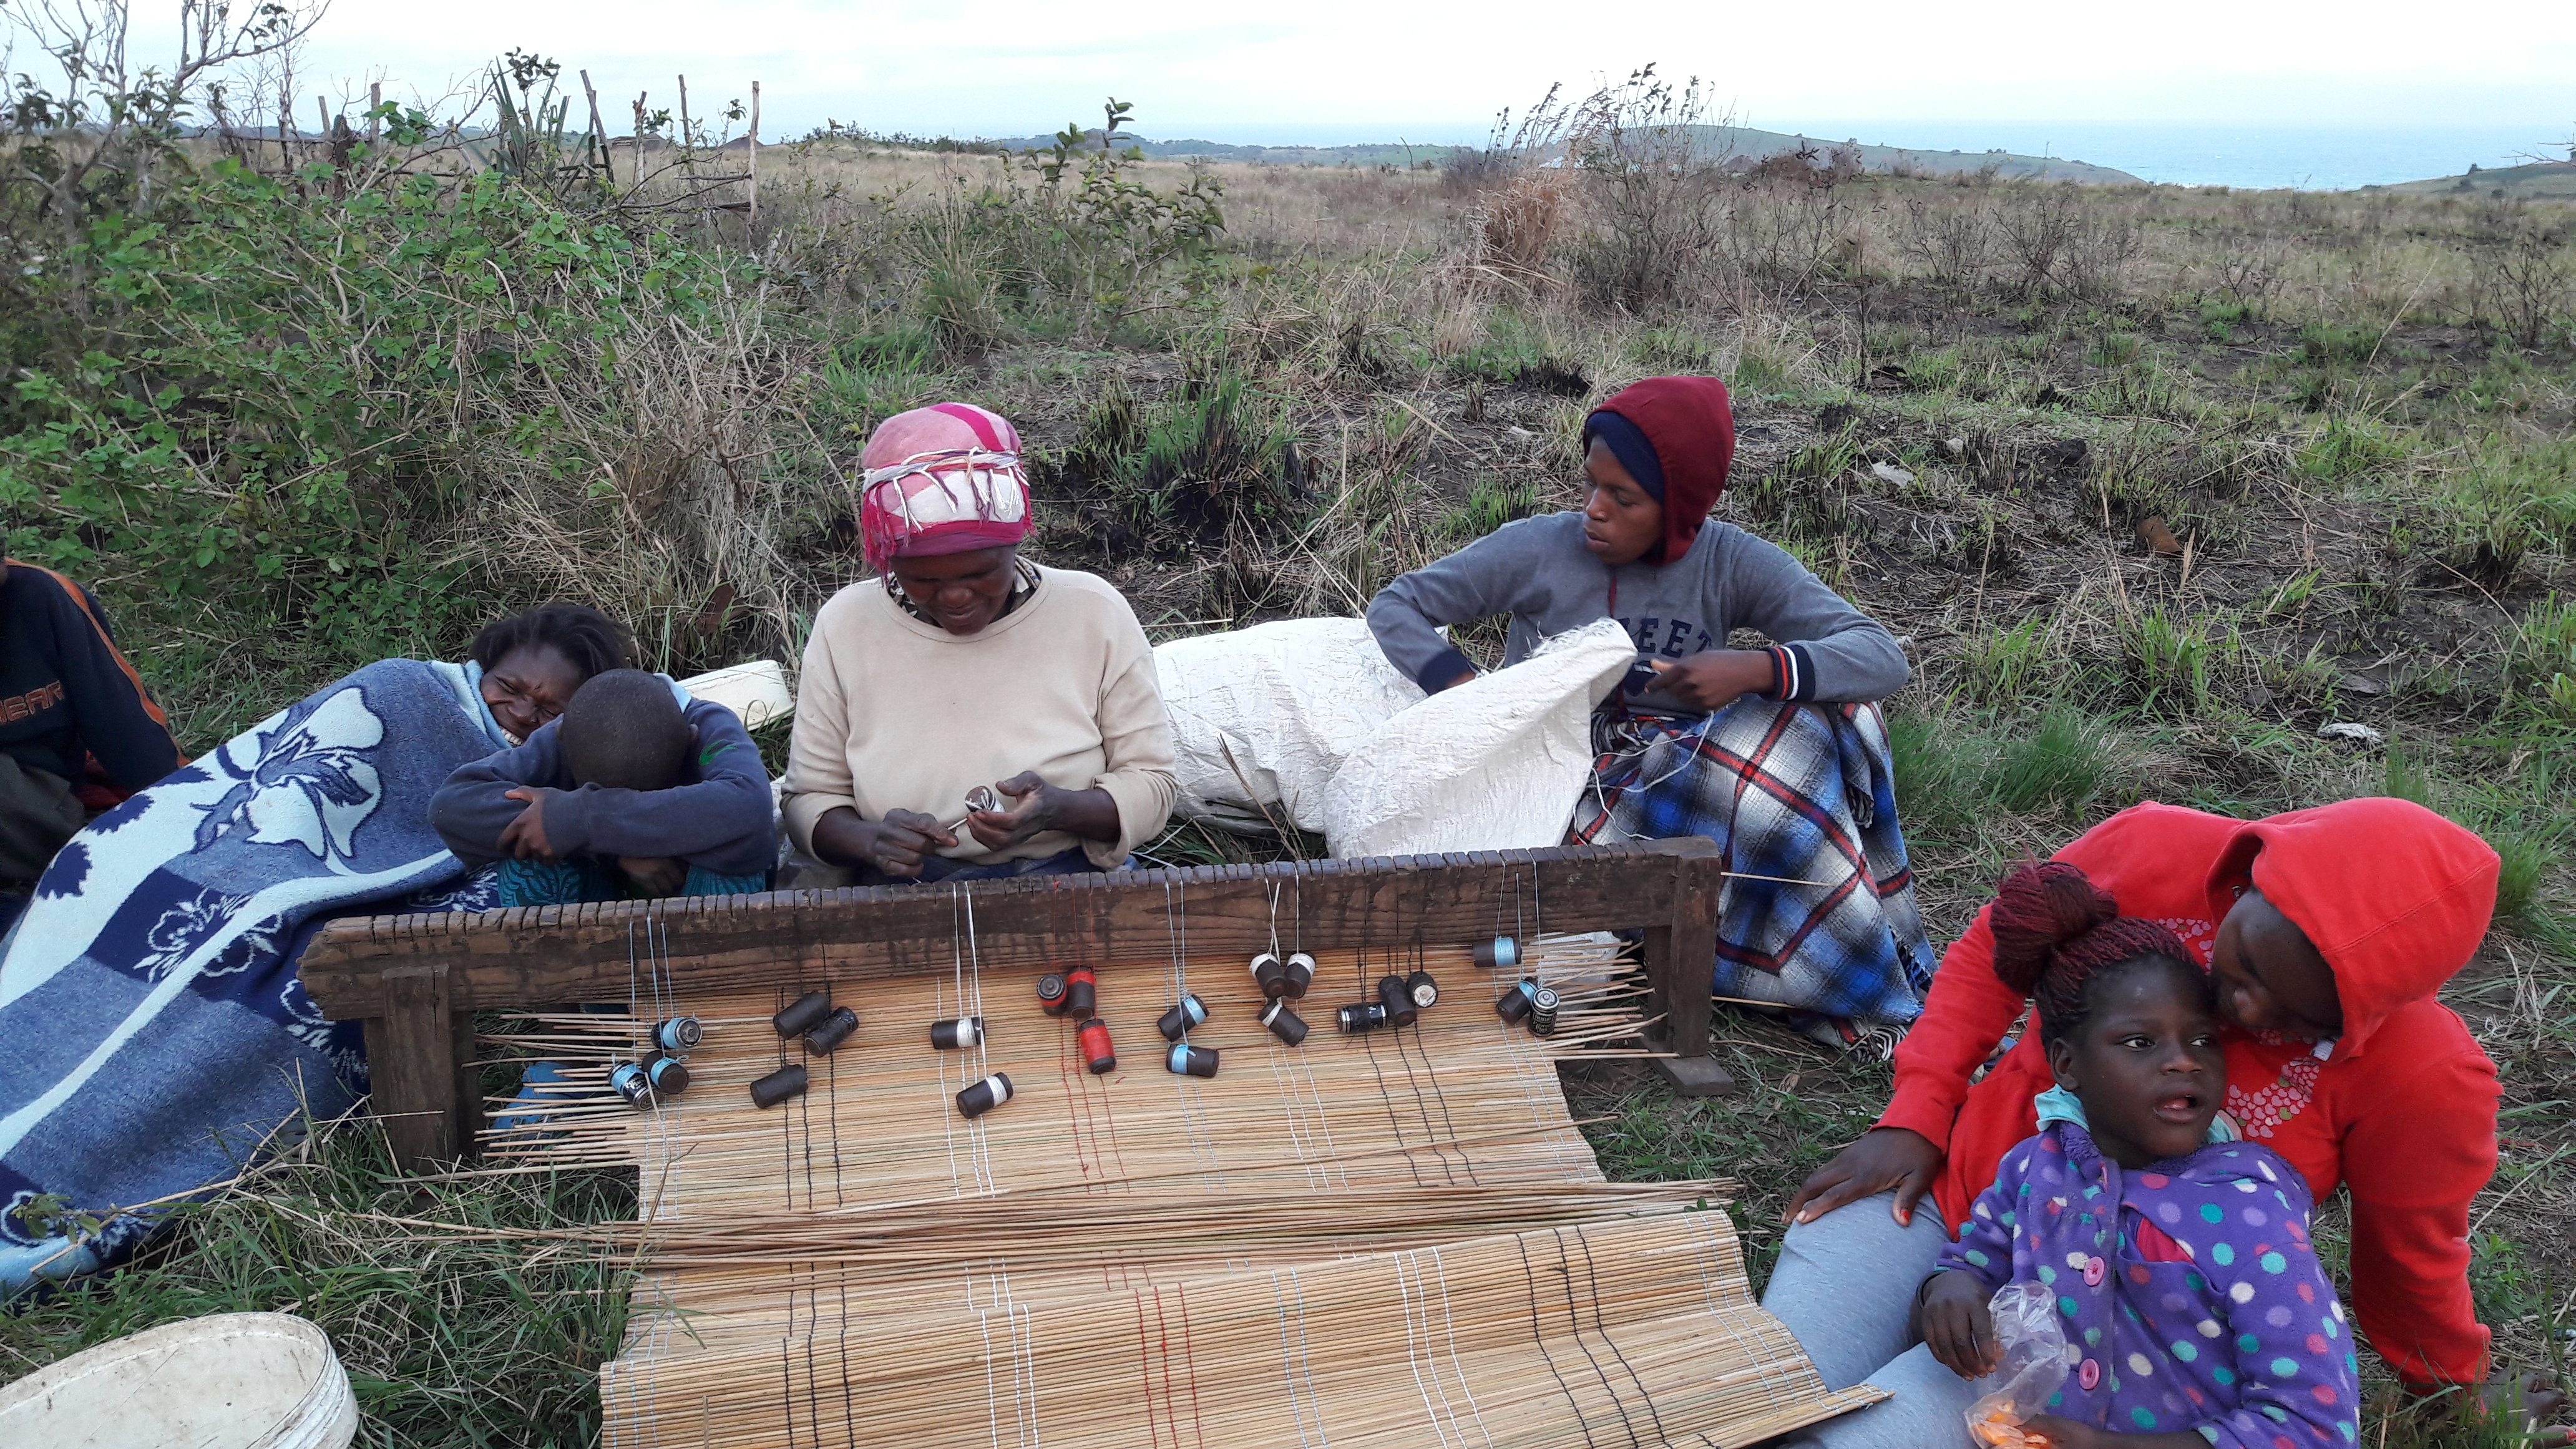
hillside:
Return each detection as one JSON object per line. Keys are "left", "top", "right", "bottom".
{"left": 2374, "top": 158, "right": 2576, "bottom": 199}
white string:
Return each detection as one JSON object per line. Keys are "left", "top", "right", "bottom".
{"left": 1393, "top": 1250, "right": 1466, "bottom": 1447}
{"left": 1427, "top": 1245, "right": 1500, "bottom": 1447}
{"left": 1269, "top": 1269, "right": 1320, "bottom": 1449}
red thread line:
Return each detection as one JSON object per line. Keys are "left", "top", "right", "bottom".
{"left": 1177, "top": 1284, "right": 1208, "bottom": 1449}
{"left": 1134, "top": 1287, "right": 1169, "bottom": 1449}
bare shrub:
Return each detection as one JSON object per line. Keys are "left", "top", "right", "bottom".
{"left": 2471, "top": 212, "right": 2574, "bottom": 350}
{"left": 2061, "top": 203, "right": 2147, "bottom": 303}
{"left": 1563, "top": 66, "right": 1735, "bottom": 309}
{"left": 1719, "top": 182, "right": 1853, "bottom": 296}
{"left": 1995, "top": 182, "right": 2086, "bottom": 296}
{"left": 1895, "top": 196, "right": 1994, "bottom": 291}
{"left": 2205, "top": 233, "right": 2290, "bottom": 311}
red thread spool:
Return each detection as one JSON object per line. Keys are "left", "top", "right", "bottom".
{"left": 1036, "top": 973, "right": 1069, "bottom": 1016}
{"left": 1078, "top": 1018, "right": 1116, "bottom": 1075}
{"left": 1065, "top": 967, "right": 1098, "bottom": 1021}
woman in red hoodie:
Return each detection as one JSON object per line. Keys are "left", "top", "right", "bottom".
{"left": 1760, "top": 797, "right": 2560, "bottom": 1446}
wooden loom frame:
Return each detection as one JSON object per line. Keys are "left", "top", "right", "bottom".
{"left": 300, "top": 839, "right": 1724, "bottom": 1173}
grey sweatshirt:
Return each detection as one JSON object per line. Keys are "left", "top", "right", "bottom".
{"left": 431, "top": 695, "right": 777, "bottom": 879}
{"left": 1367, "top": 512, "right": 1908, "bottom": 714}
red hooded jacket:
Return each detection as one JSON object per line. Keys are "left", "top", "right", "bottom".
{"left": 1881, "top": 798, "right": 2503, "bottom": 1389}
{"left": 1589, "top": 375, "right": 1736, "bottom": 565}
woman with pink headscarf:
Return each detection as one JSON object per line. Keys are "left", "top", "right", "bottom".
{"left": 779, "top": 402, "right": 1178, "bottom": 884}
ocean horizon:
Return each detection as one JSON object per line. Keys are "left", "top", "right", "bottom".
{"left": 1759, "top": 119, "right": 2569, "bottom": 192}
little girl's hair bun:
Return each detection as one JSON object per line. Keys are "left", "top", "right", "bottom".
{"left": 1987, "top": 859, "right": 2195, "bottom": 1042}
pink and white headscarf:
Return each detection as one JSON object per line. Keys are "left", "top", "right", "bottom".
{"left": 857, "top": 402, "right": 1032, "bottom": 572}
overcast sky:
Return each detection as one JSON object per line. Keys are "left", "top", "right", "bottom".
{"left": 125, "top": 0, "right": 2576, "bottom": 145}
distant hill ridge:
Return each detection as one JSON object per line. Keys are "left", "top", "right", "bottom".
{"left": 863, "top": 124, "right": 2139, "bottom": 183}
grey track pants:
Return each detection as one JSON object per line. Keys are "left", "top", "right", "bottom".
{"left": 1759, "top": 1193, "right": 1989, "bottom": 1449}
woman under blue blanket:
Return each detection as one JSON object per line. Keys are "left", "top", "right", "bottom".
{"left": 1366, "top": 376, "right": 1931, "bottom": 1048}
{"left": 0, "top": 603, "right": 631, "bottom": 1289}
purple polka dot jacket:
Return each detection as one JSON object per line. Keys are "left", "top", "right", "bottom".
{"left": 1935, "top": 1123, "right": 2361, "bottom": 1446}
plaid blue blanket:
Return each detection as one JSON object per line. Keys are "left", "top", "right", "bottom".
{"left": 0, "top": 659, "right": 507, "bottom": 1289}
{"left": 1570, "top": 698, "right": 1933, "bottom": 1050}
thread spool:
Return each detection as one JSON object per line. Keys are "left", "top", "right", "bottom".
{"left": 1036, "top": 973, "right": 1069, "bottom": 1017}
{"left": 930, "top": 1017, "right": 984, "bottom": 1051}
{"left": 1166, "top": 1043, "right": 1219, "bottom": 1078}
{"left": 1156, "top": 993, "right": 1209, "bottom": 1043}
{"left": 646, "top": 1054, "right": 691, "bottom": 1098}
{"left": 1336, "top": 1001, "right": 1388, "bottom": 1033}
{"left": 1473, "top": 936, "right": 1522, "bottom": 970}
{"left": 1248, "top": 952, "right": 1287, "bottom": 1000}
{"left": 651, "top": 1015, "right": 703, "bottom": 1053}
{"left": 1281, "top": 951, "right": 1317, "bottom": 999}
{"left": 1406, "top": 968, "right": 1440, "bottom": 1009}
{"left": 804, "top": 1005, "right": 859, "bottom": 1056}
{"left": 749, "top": 1063, "right": 809, "bottom": 1108}
{"left": 1065, "top": 967, "right": 1098, "bottom": 1021}
{"left": 1259, "top": 998, "right": 1309, "bottom": 1046}
{"left": 773, "top": 990, "right": 831, "bottom": 1038}
{"left": 1078, "top": 1018, "right": 1116, "bottom": 1075}
{"left": 955, "top": 1072, "right": 1013, "bottom": 1120}
{"left": 1496, "top": 978, "right": 1542, "bottom": 1024}
{"left": 1377, "top": 973, "right": 1419, "bottom": 1030}
{"left": 1528, "top": 984, "right": 1561, "bottom": 1037}
{"left": 610, "top": 1061, "right": 654, "bottom": 1110}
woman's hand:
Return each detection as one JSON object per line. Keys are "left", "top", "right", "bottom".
{"left": 1918, "top": 1272, "right": 2000, "bottom": 1380}
{"left": 2016, "top": 1417, "right": 2104, "bottom": 1448}
{"left": 1785, "top": 1126, "right": 1945, "bottom": 1226}
{"left": 499, "top": 788, "right": 560, "bottom": 861}
{"left": 1648, "top": 648, "right": 1777, "bottom": 711}
{"left": 812, "top": 805, "right": 956, "bottom": 878}
{"left": 965, "top": 773, "right": 1121, "bottom": 851}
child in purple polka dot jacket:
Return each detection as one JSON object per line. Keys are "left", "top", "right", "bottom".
{"left": 1913, "top": 861, "right": 2360, "bottom": 1449}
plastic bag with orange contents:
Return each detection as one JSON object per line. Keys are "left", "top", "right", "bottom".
{"left": 1964, "top": 1281, "right": 2072, "bottom": 1447}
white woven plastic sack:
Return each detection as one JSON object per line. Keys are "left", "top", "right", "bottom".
{"left": 1153, "top": 618, "right": 1427, "bottom": 834}
{"left": 1323, "top": 618, "right": 1636, "bottom": 858}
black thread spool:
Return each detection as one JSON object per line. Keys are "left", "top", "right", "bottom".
{"left": 1259, "top": 998, "right": 1309, "bottom": 1046}
{"left": 651, "top": 1015, "right": 703, "bottom": 1053}
{"left": 1036, "top": 973, "right": 1070, "bottom": 1017}
{"left": 610, "top": 1061, "right": 654, "bottom": 1110}
{"left": 1166, "top": 1042, "right": 1219, "bottom": 1078}
{"left": 1156, "top": 993, "right": 1209, "bottom": 1043}
{"left": 930, "top": 1017, "right": 984, "bottom": 1050}
{"left": 646, "top": 1054, "right": 691, "bottom": 1098}
{"left": 773, "top": 990, "right": 831, "bottom": 1038}
{"left": 1473, "top": 936, "right": 1522, "bottom": 970}
{"left": 1495, "top": 978, "right": 1542, "bottom": 1024}
{"left": 1248, "top": 952, "right": 1287, "bottom": 1000}
{"left": 1407, "top": 969, "right": 1440, "bottom": 1009}
{"left": 1078, "top": 1018, "right": 1117, "bottom": 1075}
{"left": 1065, "top": 967, "right": 1098, "bottom": 1021}
{"left": 1281, "top": 951, "right": 1316, "bottom": 999}
{"left": 1528, "top": 985, "right": 1561, "bottom": 1037}
{"left": 1336, "top": 1001, "right": 1388, "bottom": 1033}
{"left": 1376, "top": 973, "right": 1419, "bottom": 1029}
{"left": 956, "top": 1072, "right": 1013, "bottom": 1120}
{"left": 749, "top": 1062, "right": 809, "bottom": 1108}
{"left": 804, "top": 1005, "right": 859, "bottom": 1056}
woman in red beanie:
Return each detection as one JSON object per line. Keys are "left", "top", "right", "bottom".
{"left": 1761, "top": 798, "right": 2564, "bottom": 1446}
{"left": 1368, "top": 376, "right": 1930, "bottom": 1048}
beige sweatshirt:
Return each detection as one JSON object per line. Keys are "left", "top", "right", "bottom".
{"left": 780, "top": 566, "right": 1178, "bottom": 871}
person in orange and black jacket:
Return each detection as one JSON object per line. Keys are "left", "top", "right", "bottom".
{"left": 1, "top": 559, "right": 183, "bottom": 923}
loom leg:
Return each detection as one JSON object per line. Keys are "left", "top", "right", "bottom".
{"left": 1649, "top": 1043, "right": 1741, "bottom": 1097}
{"left": 363, "top": 962, "right": 464, "bottom": 1173}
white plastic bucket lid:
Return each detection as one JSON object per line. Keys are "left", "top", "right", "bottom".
{"left": 0, "top": 1311, "right": 359, "bottom": 1449}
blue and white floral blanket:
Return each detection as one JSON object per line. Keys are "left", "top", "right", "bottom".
{"left": 0, "top": 658, "right": 505, "bottom": 1289}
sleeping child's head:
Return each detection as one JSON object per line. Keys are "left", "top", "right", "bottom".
{"left": 559, "top": 670, "right": 691, "bottom": 793}
{"left": 1989, "top": 860, "right": 2223, "bottom": 1168}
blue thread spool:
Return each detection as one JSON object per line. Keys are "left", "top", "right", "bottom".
{"left": 1407, "top": 969, "right": 1440, "bottom": 1009}
{"left": 1528, "top": 985, "right": 1561, "bottom": 1037}
{"left": 750, "top": 1063, "right": 809, "bottom": 1108}
{"left": 1496, "top": 978, "right": 1542, "bottom": 1024}
{"left": 1336, "top": 1001, "right": 1388, "bottom": 1033}
{"left": 646, "top": 1054, "right": 690, "bottom": 1098}
{"left": 1281, "top": 952, "right": 1316, "bottom": 999}
{"left": 1260, "top": 999, "right": 1309, "bottom": 1046}
{"left": 1166, "top": 1043, "right": 1219, "bottom": 1078}
{"left": 1376, "top": 974, "right": 1418, "bottom": 1029}
{"left": 610, "top": 1062, "right": 654, "bottom": 1110}
{"left": 1157, "top": 993, "right": 1209, "bottom": 1043}
{"left": 931, "top": 1017, "right": 984, "bottom": 1050}
{"left": 956, "top": 1073, "right": 1013, "bottom": 1120}
{"left": 804, "top": 1005, "right": 859, "bottom": 1056}
{"left": 1474, "top": 937, "right": 1521, "bottom": 970}
{"left": 774, "top": 990, "right": 831, "bottom": 1038}
{"left": 653, "top": 1016, "right": 703, "bottom": 1053}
